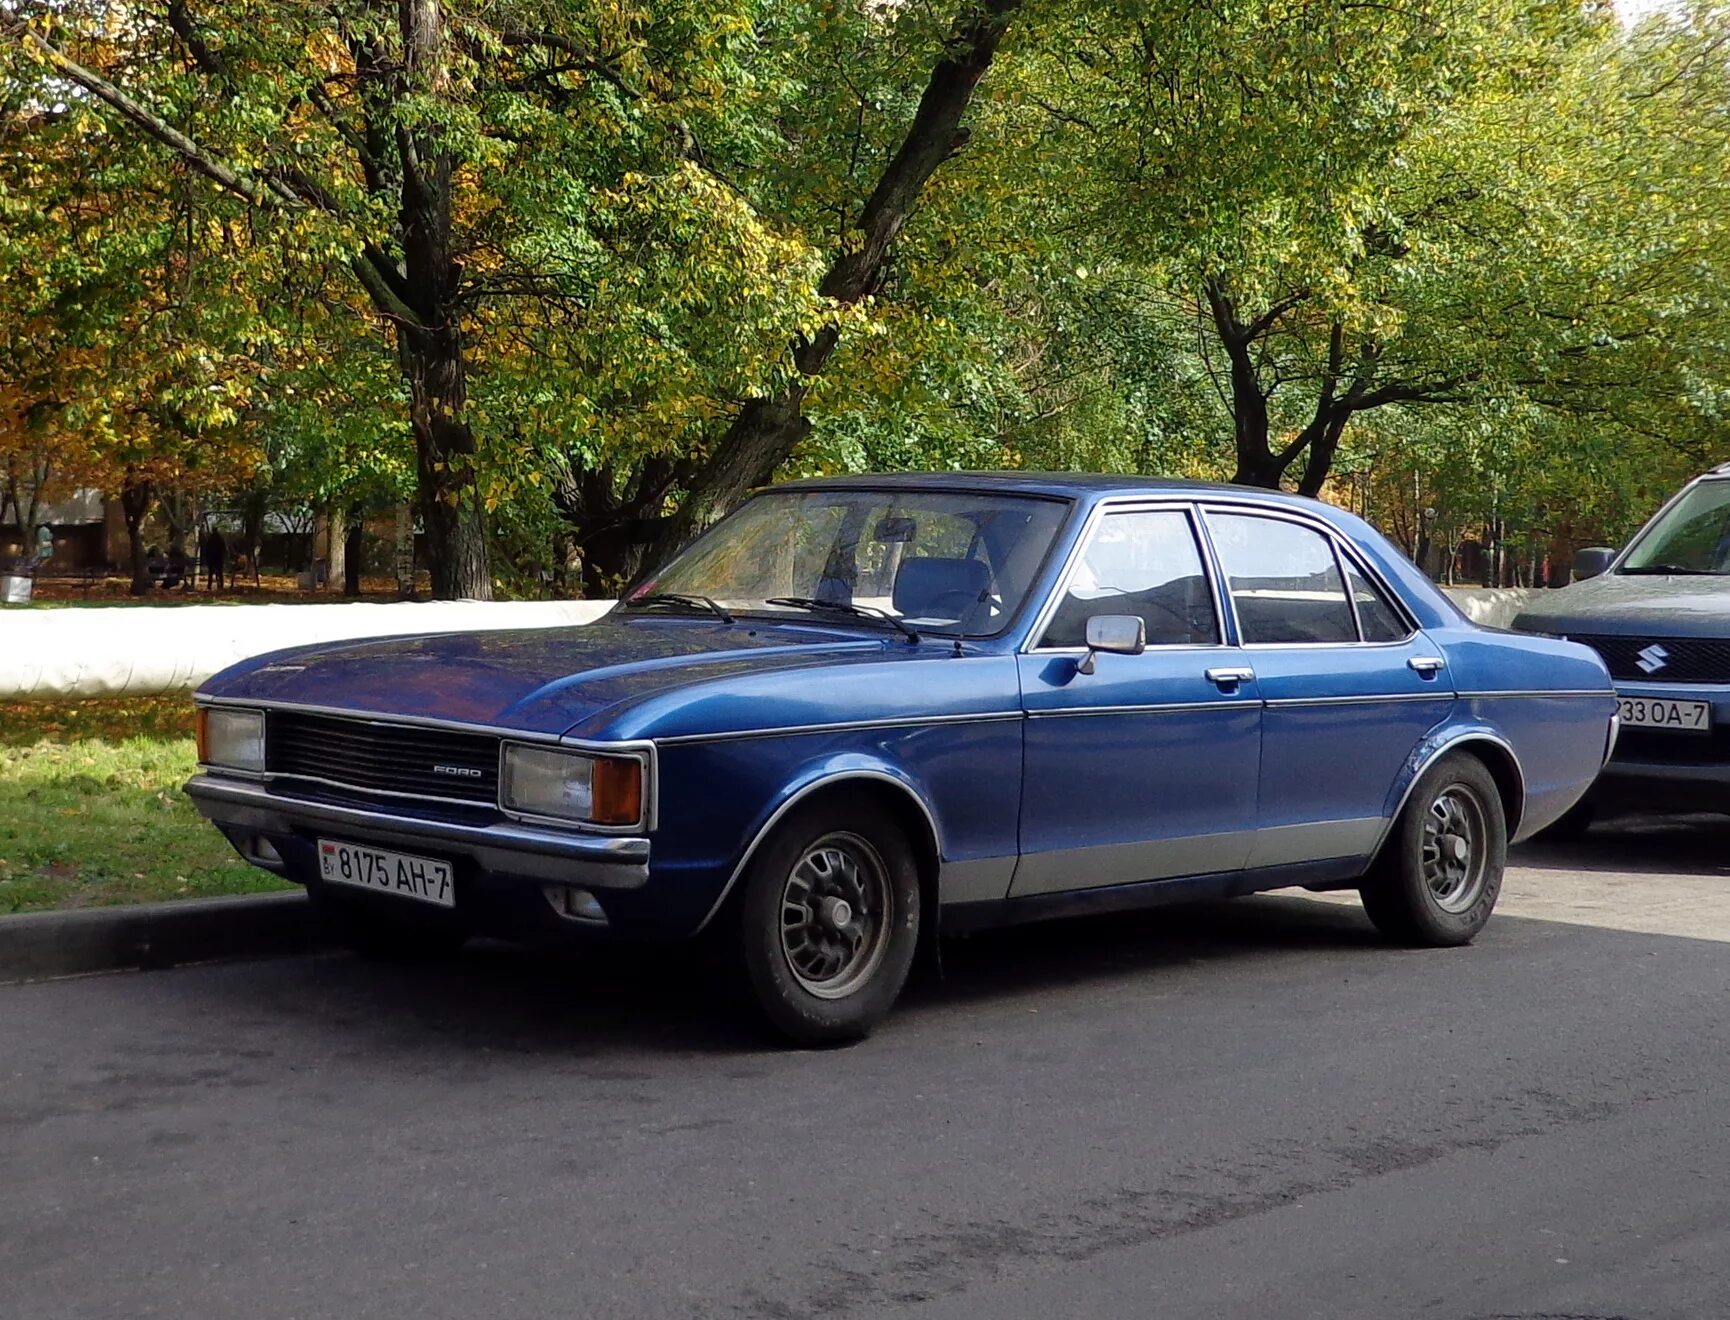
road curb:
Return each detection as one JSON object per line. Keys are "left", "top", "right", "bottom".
{"left": 0, "top": 891, "right": 322, "bottom": 983}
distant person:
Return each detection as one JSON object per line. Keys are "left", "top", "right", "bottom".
{"left": 33, "top": 524, "right": 52, "bottom": 570}
{"left": 201, "top": 527, "right": 227, "bottom": 591}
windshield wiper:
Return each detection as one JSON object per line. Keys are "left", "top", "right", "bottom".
{"left": 763, "top": 596, "right": 921, "bottom": 643}
{"left": 1619, "top": 564, "right": 1722, "bottom": 576}
{"left": 622, "top": 592, "right": 734, "bottom": 623}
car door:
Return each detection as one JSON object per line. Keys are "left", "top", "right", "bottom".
{"left": 1201, "top": 508, "right": 1456, "bottom": 870}
{"left": 1012, "top": 505, "right": 1262, "bottom": 896}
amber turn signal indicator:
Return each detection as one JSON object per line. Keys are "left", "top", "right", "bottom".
{"left": 591, "top": 757, "right": 644, "bottom": 826}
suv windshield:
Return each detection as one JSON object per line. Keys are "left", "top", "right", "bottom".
{"left": 1620, "top": 478, "right": 1730, "bottom": 575}
{"left": 628, "top": 488, "right": 1069, "bottom": 637}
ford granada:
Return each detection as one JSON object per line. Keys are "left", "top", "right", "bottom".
{"left": 188, "top": 474, "right": 1618, "bottom": 1044}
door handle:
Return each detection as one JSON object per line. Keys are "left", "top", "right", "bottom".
{"left": 1205, "top": 666, "right": 1256, "bottom": 691}
{"left": 1407, "top": 656, "right": 1446, "bottom": 678}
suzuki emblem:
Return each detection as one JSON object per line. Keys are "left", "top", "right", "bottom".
{"left": 1635, "top": 644, "right": 1670, "bottom": 674}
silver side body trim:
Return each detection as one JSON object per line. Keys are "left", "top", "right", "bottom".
{"left": 1026, "top": 699, "right": 1250, "bottom": 719}
{"left": 1246, "top": 817, "right": 1383, "bottom": 869}
{"left": 654, "top": 711, "right": 1023, "bottom": 746}
{"left": 1010, "top": 829, "right": 1255, "bottom": 897}
{"left": 1263, "top": 693, "right": 1455, "bottom": 710}
{"left": 940, "top": 856, "right": 1017, "bottom": 905}
{"left": 1456, "top": 690, "right": 1614, "bottom": 701}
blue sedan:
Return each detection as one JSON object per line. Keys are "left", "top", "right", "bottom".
{"left": 187, "top": 475, "right": 1617, "bottom": 1043}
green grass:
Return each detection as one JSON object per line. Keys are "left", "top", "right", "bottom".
{"left": 0, "top": 698, "right": 293, "bottom": 914}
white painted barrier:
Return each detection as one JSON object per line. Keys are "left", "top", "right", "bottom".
{"left": 0, "top": 599, "right": 615, "bottom": 701}
{"left": 0, "top": 587, "right": 1553, "bottom": 701}
{"left": 1442, "top": 587, "right": 1543, "bottom": 629}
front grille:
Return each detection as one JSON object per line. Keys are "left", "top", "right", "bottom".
{"left": 1571, "top": 634, "right": 1730, "bottom": 685}
{"left": 265, "top": 712, "right": 500, "bottom": 805}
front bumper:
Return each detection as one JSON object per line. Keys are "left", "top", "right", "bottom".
{"left": 1594, "top": 680, "right": 1730, "bottom": 810}
{"left": 184, "top": 774, "right": 650, "bottom": 891}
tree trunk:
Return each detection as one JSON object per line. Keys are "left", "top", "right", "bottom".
{"left": 405, "top": 335, "right": 489, "bottom": 599}
{"left": 1295, "top": 413, "right": 1351, "bottom": 499}
{"left": 637, "top": 0, "right": 1022, "bottom": 569}
{"left": 162, "top": 487, "right": 191, "bottom": 556}
{"left": 323, "top": 505, "right": 347, "bottom": 593}
{"left": 344, "top": 515, "right": 364, "bottom": 596}
{"left": 241, "top": 493, "right": 265, "bottom": 585}
{"left": 393, "top": 500, "right": 415, "bottom": 598}
{"left": 642, "top": 396, "right": 810, "bottom": 566}
{"left": 1206, "top": 280, "right": 1284, "bottom": 489}
{"left": 389, "top": 0, "right": 490, "bottom": 601}
{"left": 120, "top": 469, "right": 154, "bottom": 596}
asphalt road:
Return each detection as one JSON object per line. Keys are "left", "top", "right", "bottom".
{"left": 4, "top": 817, "right": 1730, "bottom": 1320}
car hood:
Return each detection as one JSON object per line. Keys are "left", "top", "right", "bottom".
{"left": 1514, "top": 573, "right": 1730, "bottom": 638}
{"left": 200, "top": 615, "right": 890, "bottom": 735}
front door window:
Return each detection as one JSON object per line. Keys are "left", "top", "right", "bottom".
{"left": 1040, "top": 509, "right": 1219, "bottom": 648}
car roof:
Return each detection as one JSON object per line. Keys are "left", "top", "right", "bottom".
{"left": 770, "top": 470, "right": 1330, "bottom": 510}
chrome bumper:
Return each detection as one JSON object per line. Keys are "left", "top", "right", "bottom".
{"left": 184, "top": 774, "right": 650, "bottom": 889}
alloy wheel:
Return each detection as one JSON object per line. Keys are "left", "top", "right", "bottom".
{"left": 1422, "top": 783, "right": 1490, "bottom": 914}
{"left": 779, "top": 831, "right": 893, "bottom": 999}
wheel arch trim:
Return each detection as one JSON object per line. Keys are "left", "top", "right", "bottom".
{"left": 1373, "top": 728, "right": 1526, "bottom": 861}
{"left": 691, "top": 767, "right": 944, "bottom": 936}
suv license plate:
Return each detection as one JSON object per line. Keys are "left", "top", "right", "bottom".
{"left": 318, "top": 839, "right": 455, "bottom": 908}
{"left": 1617, "top": 696, "right": 1712, "bottom": 733}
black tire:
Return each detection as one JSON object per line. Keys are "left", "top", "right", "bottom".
{"left": 1360, "top": 752, "right": 1506, "bottom": 948}
{"left": 1533, "top": 799, "right": 1595, "bottom": 844}
{"left": 733, "top": 798, "right": 921, "bottom": 1046}
{"left": 313, "top": 886, "right": 469, "bottom": 962}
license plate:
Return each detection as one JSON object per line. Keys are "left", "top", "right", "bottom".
{"left": 1617, "top": 696, "right": 1712, "bottom": 733}
{"left": 318, "top": 839, "right": 454, "bottom": 908}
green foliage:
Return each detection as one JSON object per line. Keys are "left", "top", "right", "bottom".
{"left": 0, "top": 700, "right": 289, "bottom": 912}
{"left": 5, "top": 0, "right": 1730, "bottom": 580}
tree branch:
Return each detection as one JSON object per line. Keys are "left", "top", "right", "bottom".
{"left": 5, "top": 20, "right": 299, "bottom": 210}
{"left": 1240, "top": 288, "right": 1310, "bottom": 342}
{"left": 164, "top": 0, "right": 230, "bottom": 87}
{"left": 496, "top": 26, "right": 639, "bottom": 101}
{"left": 306, "top": 80, "right": 389, "bottom": 193}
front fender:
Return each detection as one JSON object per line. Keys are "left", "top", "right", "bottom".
{"left": 649, "top": 716, "right": 1024, "bottom": 936}
{"left": 685, "top": 753, "right": 946, "bottom": 935}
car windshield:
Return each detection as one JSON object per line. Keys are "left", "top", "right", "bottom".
{"left": 1620, "top": 478, "right": 1730, "bottom": 575}
{"left": 627, "top": 488, "right": 1070, "bottom": 637}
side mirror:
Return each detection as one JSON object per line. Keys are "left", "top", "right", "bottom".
{"left": 1078, "top": 614, "right": 1145, "bottom": 675}
{"left": 1572, "top": 547, "right": 1616, "bottom": 581}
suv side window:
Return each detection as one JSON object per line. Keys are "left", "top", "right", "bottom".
{"left": 1343, "top": 557, "right": 1409, "bottom": 642}
{"left": 1040, "top": 509, "right": 1219, "bottom": 648}
{"left": 1208, "top": 513, "right": 1357, "bottom": 645}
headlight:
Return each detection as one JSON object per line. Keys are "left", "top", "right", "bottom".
{"left": 197, "top": 707, "right": 265, "bottom": 773}
{"left": 501, "top": 745, "right": 644, "bottom": 827}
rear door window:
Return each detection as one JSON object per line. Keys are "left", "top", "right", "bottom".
{"left": 1207, "top": 513, "right": 1357, "bottom": 645}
